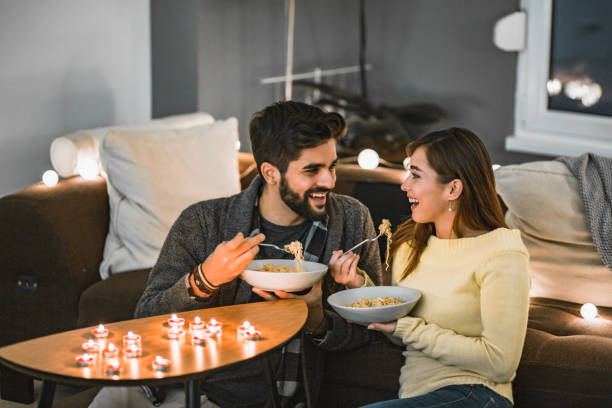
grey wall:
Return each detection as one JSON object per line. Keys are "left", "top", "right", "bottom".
{"left": 0, "top": 0, "right": 151, "bottom": 196}
{"left": 183, "top": 0, "right": 546, "bottom": 164}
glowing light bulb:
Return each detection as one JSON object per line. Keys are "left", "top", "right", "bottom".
{"left": 581, "top": 83, "right": 602, "bottom": 107}
{"left": 42, "top": 170, "right": 58, "bottom": 186}
{"left": 77, "top": 158, "right": 99, "bottom": 180}
{"left": 358, "top": 149, "right": 380, "bottom": 170}
{"left": 580, "top": 303, "right": 598, "bottom": 320}
{"left": 546, "top": 78, "right": 562, "bottom": 96}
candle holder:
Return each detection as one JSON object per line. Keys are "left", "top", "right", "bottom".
{"left": 167, "top": 314, "right": 185, "bottom": 328}
{"left": 192, "top": 334, "right": 208, "bottom": 345}
{"left": 202, "top": 327, "right": 221, "bottom": 338}
{"left": 122, "top": 331, "right": 141, "bottom": 348}
{"left": 189, "top": 316, "right": 206, "bottom": 332}
{"left": 82, "top": 339, "right": 100, "bottom": 353}
{"left": 124, "top": 344, "right": 142, "bottom": 358}
{"left": 152, "top": 356, "right": 171, "bottom": 372}
{"left": 106, "top": 358, "right": 121, "bottom": 375}
{"left": 75, "top": 353, "right": 95, "bottom": 367}
{"left": 167, "top": 326, "right": 184, "bottom": 340}
{"left": 237, "top": 321, "right": 253, "bottom": 337}
{"left": 206, "top": 318, "right": 222, "bottom": 332}
{"left": 102, "top": 343, "right": 119, "bottom": 359}
{"left": 91, "top": 324, "right": 109, "bottom": 339}
{"left": 245, "top": 328, "right": 262, "bottom": 341}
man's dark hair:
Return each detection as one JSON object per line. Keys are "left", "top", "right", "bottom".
{"left": 249, "top": 101, "right": 346, "bottom": 176}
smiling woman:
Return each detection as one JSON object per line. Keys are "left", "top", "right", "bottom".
{"left": 364, "top": 127, "right": 528, "bottom": 408}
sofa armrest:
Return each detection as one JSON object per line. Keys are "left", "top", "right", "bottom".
{"left": 0, "top": 177, "right": 109, "bottom": 346}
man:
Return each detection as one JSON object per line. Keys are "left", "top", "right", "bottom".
{"left": 134, "top": 101, "right": 382, "bottom": 407}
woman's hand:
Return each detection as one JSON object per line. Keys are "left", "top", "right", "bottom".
{"left": 367, "top": 321, "right": 397, "bottom": 334}
{"left": 329, "top": 250, "right": 362, "bottom": 288}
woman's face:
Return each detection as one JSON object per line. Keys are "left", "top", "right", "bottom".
{"left": 401, "top": 147, "right": 452, "bottom": 225}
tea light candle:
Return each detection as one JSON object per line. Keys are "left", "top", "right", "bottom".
{"left": 122, "top": 331, "right": 141, "bottom": 348}
{"left": 82, "top": 339, "right": 100, "bottom": 353}
{"left": 152, "top": 356, "right": 171, "bottom": 371}
{"left": 189, "top": 316, "right": 205, "bottom": 332}
{"left": 192, "top": 334, "right": 208, "bottom": 345}
{"left": 103, "top": 343, "right": 119, "bottom": 358}
{"left": 237, "top": 321, "right": 252, "bottom": 337}
{"left": 106, "top": 358, "right": 121, "bottom": 375}
{"left": 167, "top": 314, "right": 185, "bottom": 328}
{"left": 207, "top": 318, "right": 222, "bottom": 331}
{"left": 202, "top": 327, "right": 221, "bottom": 338}
{"left": 124, "top": 344, "right": 142, "bottom": 358}
{"left": 91, "top": 324, "right": 109, "bottom": 339}
{"left": 245, "top": 327, "right": 262, "bottom": 340}
{"left": 75, "top": 353, "right": 95, "bottom": 367}
{"left": 167, "top": 326, "right": 183, "bottom": 339}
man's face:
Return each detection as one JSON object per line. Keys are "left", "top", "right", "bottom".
{"left": 279, "top": 139, "right": 338, "bottom": 221}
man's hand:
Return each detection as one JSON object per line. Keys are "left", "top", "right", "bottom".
{"left": 252, "top": 278, "right": 326, "bottom": 335}
{"left": 329, "top": 250, "right": 362, "bottom": 288}
{"left": 200, "top": 232, "right": 265, "bottom": 286}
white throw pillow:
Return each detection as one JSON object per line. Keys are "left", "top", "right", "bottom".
{"left": 495, "top": 160, "right": 612, "bottom": 307}
{"left": 50, "top": 112, "right": 214, "bottom": 177}
{"left": 98, "top": 118, "right": 240, "bottom": 279}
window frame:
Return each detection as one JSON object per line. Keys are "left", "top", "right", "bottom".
{"left": 506, "top": 0, "right": 612, "bottom": 157}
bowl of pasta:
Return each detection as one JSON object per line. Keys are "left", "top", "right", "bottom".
{"left": 241, "top": 259, "right": 328, "bottom": 292}
{"left": 327, "top": 286, "right": 421, "bottom": 324}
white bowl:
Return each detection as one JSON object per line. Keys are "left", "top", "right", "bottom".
{"left": 241, "top": 259, "right": 328, "bottom": 292}
{"left": 327, "top": 286, "right": 421, "bottom": 324}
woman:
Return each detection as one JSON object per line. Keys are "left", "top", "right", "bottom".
{"left": 364, "top": 128, "right": 530, "bottom": 407}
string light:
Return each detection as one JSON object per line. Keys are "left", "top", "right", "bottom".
{"left": 358, "top": 149, "right": 380, "bottom": 170}
{"left": 42, "top": 170, "right": 58, "bottom": 187}
{"left": 580, "top": 303, "right": 598, "bottom": 320}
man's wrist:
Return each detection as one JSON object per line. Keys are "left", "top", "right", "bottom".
{"left": 189, "top": 264, "right": 219, "bottom": 298}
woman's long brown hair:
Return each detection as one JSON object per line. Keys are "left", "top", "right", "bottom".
{"left": 391, "top": 128, "right": 507, "bottom": 281}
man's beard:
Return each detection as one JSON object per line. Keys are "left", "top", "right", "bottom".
{"left": 279, "top": 175, "right": 330, "bottom": 222}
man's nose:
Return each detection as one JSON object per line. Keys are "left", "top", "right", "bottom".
{"left": 317, "top": 169, "right": 335, "bottom": 189}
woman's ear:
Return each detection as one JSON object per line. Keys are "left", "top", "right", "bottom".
{"left": 260, "top": 162, "right": 280, "bottom": 185}
{"left": 448, "top": 179, "right": 463, "bottom": 200}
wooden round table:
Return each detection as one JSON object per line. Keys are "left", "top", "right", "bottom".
{"left": 0, "top": 299, "right": 307, "bottom": 407}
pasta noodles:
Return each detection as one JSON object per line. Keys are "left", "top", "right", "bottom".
{"left": 259, "top": 264, "right": 302, "bottom": 272}
{"left": 378, "top": 219, "right": 392, "bottom": 270}
{"left": 346, "top": 296, "right": 405, "bottom": 308}
{"left": 284, "top": 240, "right": 304, "bottom": 271}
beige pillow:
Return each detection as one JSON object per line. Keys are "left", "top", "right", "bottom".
{"left": 495, "top": 160, "right": 612, "bottom": 307}
{"left": 99, "top": 118, "right": 240, "bottom": 279}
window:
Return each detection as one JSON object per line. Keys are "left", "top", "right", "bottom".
{"left": 507, "top": 0, "right": 612, "bottom": 157}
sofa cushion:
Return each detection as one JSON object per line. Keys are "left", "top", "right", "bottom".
{"left": 98, "top": 118, "right": 240, "bottom": 279}
{"left": 495, "top": 161, "right": 612, "bottom": 307}
{"left": 514, "top": 297, "right": 612, "bottom": 408}
{"left": 77, "top": 269, "right": 150, "bottom": 328}
{"left": 50, "top": 112, "right": 215, "bottom": 178}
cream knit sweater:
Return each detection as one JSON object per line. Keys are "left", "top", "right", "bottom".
{"left": 391, "top": 228, "right": 530, "bottom": 403}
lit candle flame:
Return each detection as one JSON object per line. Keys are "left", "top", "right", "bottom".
{"left": 210, "top": 318, "right": 217, "bottom": 325}
{"left": 87, "top": 340, "right": 94, "bottom": 346}
{"left": 83, "top": 353, "right": 91, "bottom": 360}
{"left": 195, "top": 316, "right": 201, "bottom": 324}
{"left": 108, "top": 343, "right": 115, "bottom": 351}
{"left": 171, "top": 314, "right": 177, "bottom": 320}
{"left": 127, "top": 331, "right": 133, "bottom": 337}
{"left": 98, "top": 324, "right": 105, "bottom": 331}
{"left": 156, "top": 356, "right": 164, "bottom": 363}
{"left": 242, "top": 321, "right": 250, "bottom": 327}
{"left": 109, "top": 358, "right": 119, "bottom": 368}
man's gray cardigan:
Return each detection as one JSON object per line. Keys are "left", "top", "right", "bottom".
{"left": 134, "top": 176, "right": 383, "bottom": 406}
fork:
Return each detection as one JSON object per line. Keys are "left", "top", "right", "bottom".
{"left": 258, "top": 243, "right": 290, "bottom": 253}
{"left": 342, "top": 232, "right": 384, "bottom": 256}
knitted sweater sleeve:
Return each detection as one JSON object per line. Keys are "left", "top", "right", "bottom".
{"left": 393, "top": 250, "right": 530, "bottom": 383}
{"left": 134, "top": 206, "right": 218, "bottom": 318}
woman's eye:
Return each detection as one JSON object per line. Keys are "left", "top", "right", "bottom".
{"left": 410, "top": 172, "right": 419, "bottom": 179}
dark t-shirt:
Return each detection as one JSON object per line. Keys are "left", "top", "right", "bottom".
{"left": 257, "top": 216, "right": 311, "bottom": 260}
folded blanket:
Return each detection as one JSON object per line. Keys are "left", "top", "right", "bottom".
{"left": 559, "top": 153, "right": 612, "bottom": 270}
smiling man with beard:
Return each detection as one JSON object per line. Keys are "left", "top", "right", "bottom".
{"left": 129, "top": 101, "right": 382, "bottom": 408}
